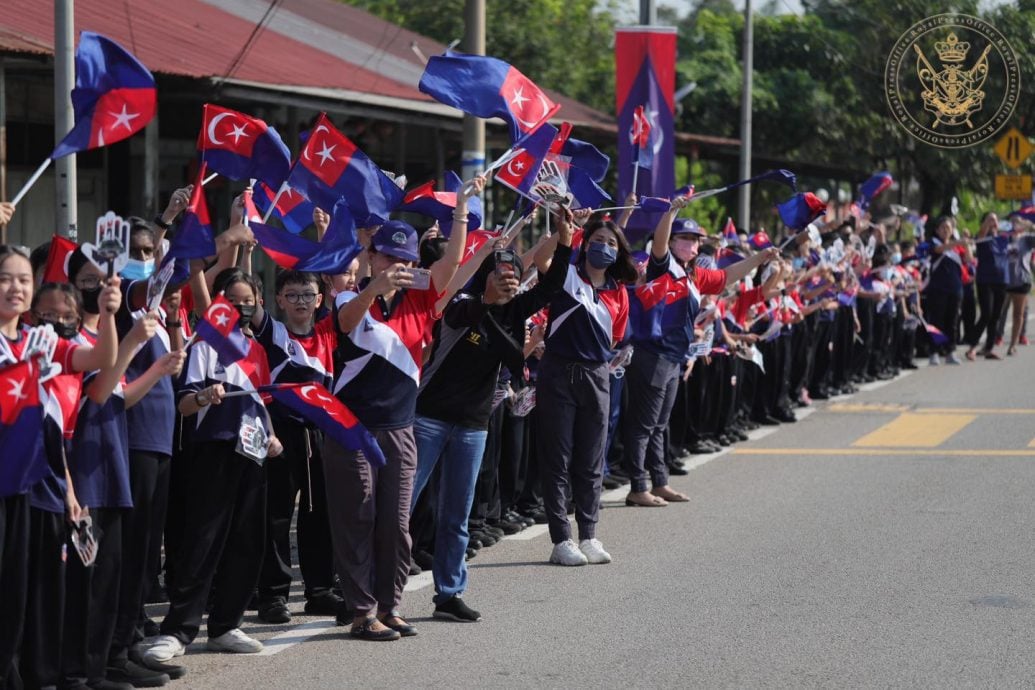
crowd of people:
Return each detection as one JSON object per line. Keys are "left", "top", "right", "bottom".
{"left": 0, "top": 175, "right": 1032, "bottom": 689}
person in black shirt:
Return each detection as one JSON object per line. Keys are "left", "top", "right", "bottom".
{"left": 411, "top": 214, "right": 573, "bottom": 622}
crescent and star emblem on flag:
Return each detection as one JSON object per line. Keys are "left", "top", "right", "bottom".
{"left": 207, "top": 302, "right": 233, "bottom": 327}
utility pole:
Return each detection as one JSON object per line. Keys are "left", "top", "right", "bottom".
{"left": 639, "top": 0, "right": 656, "bottom": 25}
{"left": 737, "top": 0, "right": 753, "bottom": 232}
{"left": 55, "top": 0, "right": 77, "bottom": 241}
{"left": 461, "top": 0, "right": 485, "bottom": 187}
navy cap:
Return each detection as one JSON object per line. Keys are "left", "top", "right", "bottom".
{"left": 372, "top": 220, "right": 419, "bottom": 262}
{"left": 671, "top": 218, "right": 706, "bottom": 237}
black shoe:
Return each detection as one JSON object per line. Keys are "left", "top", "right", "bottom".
{"left": 731, "top": 429, "right": 749, "bottom": 442}
{"left": 483, "top": 525, "right": 505, "bottom": 540}
{"left": 379, "top": 613, "right": 417, "bottom": 637}
{"left": 716, "top": 435, "right": 732, "bottom": 447}
{"left": 522, "top": 508, "right": 548, "bottom": 524}
{"left": 512, "top": 512, "right": 535, "bottom": 528}
{"left": 901, "top": 362, "right": 918, "bottom": 370}
{"left": 433, "top": 596, "right": 482, "bottom": 622}
{"left": 129, "top": 649, "right": 186, "bottom": 681}
{"left": 686, "top": 442, "right": 714, "bottom": 455}
{"left": 773, "top": 410, "right": 796, "bottom": 423}
{"left": 811, "top": 389, "right": 830, "bottom": 400}
{"left": 349, "top": 617, "right": 400, "bottom": 642}
{"left": 495, "top": 518, "right": 523, "bottom": 535}
{"left": 257, "top": 597, "right": 291, "bottom": 624}
{"left": 465, "top": 547, "right": 478, "bottom": 560}
{"left": 412, "top": 549, "right": 434, "bottom": 571}
{"left": 602, "top": 475, "right": 623, "bottom": 490}
{"left": 334, "top": 602, "right": 355, "bottom": 627}
{"left": 87, "top": 680, "right": 134, "bottom": 690}
{"left": 304, "top": 590, "right": 345, "bottom": 616}
{"left": 668, "top": 464, "right": 690, "bottom": 476}
{"left": 408, "top": 561, "right": 422, "bottom": 576}
{"left": 743, "top": 420, "right": 760, "bottom": 430}
{"left": 104, "top": 661, "right": 169, "bottom": 688}
{"left": 467, "top": 537, "right": 483, "bottom": 550}
{"left": 471, "top": 530, "right": 497, "bottom": 547}
{"left": 756, "top": 415, "right": 781, "bottom": 426}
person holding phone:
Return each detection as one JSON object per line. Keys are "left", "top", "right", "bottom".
{"left": 327, "top": 177, "right": 483, "bottom": 641}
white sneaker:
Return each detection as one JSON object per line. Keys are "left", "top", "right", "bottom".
{"left": 945, "top": 352, "right": 961, "bottom": 365}
{"left": 140, "top": 635, "right": 185, "bottom": 664}
{"left": 579, "top": 538, "right": 612, "bottom": 564}
{"left": 207, "top": 628, "right": 263, "bottom": 654}
{"left": 549, "top": 539, "right": 588, "bottom": 566}
{"left": 928, "top": 354, "right": 941, "bottom": 366}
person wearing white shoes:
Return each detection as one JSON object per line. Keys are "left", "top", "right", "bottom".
{"left": 534, "top": 217, "right": 634, "bottom": 567}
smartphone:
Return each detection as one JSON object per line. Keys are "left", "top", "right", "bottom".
{"left": 494, "top": 249, "right": 518, "bottom": 276}
{"left": 402, "top": 267, "right": 431, "bottom": 290}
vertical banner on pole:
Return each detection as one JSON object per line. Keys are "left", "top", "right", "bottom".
{"left": 616, "top": 26, "right": 677, "bottom": 241}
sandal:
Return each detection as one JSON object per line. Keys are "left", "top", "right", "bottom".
{"left": 350, "top": 616, "right": 400, "bottom": 641}
{"left": 651, "top": 487, "right": 689, "bottom": 502}
{"left": 379, "top": 612, "right": 417, "bottom": 637}
{"left": 625, "top": 492, "right": 668, "bottom": 507}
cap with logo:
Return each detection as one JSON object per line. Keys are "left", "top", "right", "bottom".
{"left": 671, "top": 218, "right": 706, "bottom": 238}
{"left": 372, "top": 220, "right": 420, "bottom": 262}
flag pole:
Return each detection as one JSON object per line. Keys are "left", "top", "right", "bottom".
{"left": 202, "top": 172, "right": 218, "bottom": 186}
{"left": 11, "top": 158, "right": 52, "bottom": 206}
{"left": 262, "top": 182, "right": 288, "bottom": 223}
{"left": 631, "top": 161, "right": 640, "bottom": 199}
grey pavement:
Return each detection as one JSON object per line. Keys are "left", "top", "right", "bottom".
{"left": 150, "top": 344, "right": 1035, "bottom": 688}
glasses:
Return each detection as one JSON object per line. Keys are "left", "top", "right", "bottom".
{"left": 34, "top": 312, "right": 79, "bottom": 325}
{"left": 282, "top": 292, "right": 318, "bottom": 305}
{"left": 76, "top": 277, "right": 103, "bottom": 290}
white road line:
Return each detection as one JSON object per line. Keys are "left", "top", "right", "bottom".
{"left": 255, "top": 620, "right": 338, "bottom": 656}
{"left": 403, "top": 570, "right": 435, "bottom": 592}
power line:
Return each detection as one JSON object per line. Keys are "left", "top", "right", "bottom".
{"left": 216, "top": 0, "right": 284, "bottom": 88}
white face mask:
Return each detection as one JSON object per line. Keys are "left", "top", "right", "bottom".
{"left": 671, "top": 238, "right": 698, "bottom": 263}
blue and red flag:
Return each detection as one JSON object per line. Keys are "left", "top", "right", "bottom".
{"left": 251, "top": 200, "right": 362, "bottom": 274}
{"left": 561, "top": 137, "right": 609, "bottom": 183}
{"left": 716, "top": 248, "right": 745, "bottom": 269}
{"left": 858, "top": 171, "right": 893, "bottom": 210}
{"left": 399, "top": 171, "right": 483, "bottom": 235}
{"left": 777, "top": 192, "right": 827, "bottom": 230}
{"left": 631, "top": 105, "right": 654, "bottom": 170}
{"left": 722, "top": 217, "right": 739, "bottom": 247}
{"left": 924, "top": 322, "right": 949, "bottom": 346}
{"left": 253, "top": 181, "right": 315, "bottom": 234}
{"left": 495, "top": 123, "right": 559, "bottom": 201}
{"left": 261, "top": 382, "right": 385, "bottom": 466}
{"left": 419, "top": 53, "right": 560, "bottom": 141}
{"left": 1008, "top": 205, "right": 1035, "bottom": 223}
{"left": 51, "top": 32, "right": 156, "bottom": 159}
{"left": 165, "top": 163, "right": 216, "bottom": 260}
{"left": 748, "top": 231, "right": 773, "bottom": 250}
{"left": 197, "top": 104, "right": 291, "bottom": 191}
{"left": 0, "top": 360, "right": 47, "bottom": 498}
{"left": 195, "top": 294, "right": 250, "bottom": 367}
{"left": 568, "top": 166, "right": 611, "bottom": 210}
{"left": 286, "top": 113, "right": 403, "bottom": 227}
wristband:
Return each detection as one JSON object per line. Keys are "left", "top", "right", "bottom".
{"left": 153, "top": 215, "right": 172, "bottom": 230}
{"left": 165, "top": 321, "right": 182, "bottom": 328}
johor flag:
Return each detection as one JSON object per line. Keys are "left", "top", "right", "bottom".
{"left": 264, "top": 382, "right": 385, "bottom": 467}
{"left": 722, "top": 217, "right": 739, "bottom": 247}
{"left": 631, "top": 105, "right": 653, "bottom": 169}
{"left": 777, "top": 192, "right": 827, "bottom": 230}
{"left": 166, "top": 163, "right": 216, "bottom": 260}
{"left": 51, "top": 32, "right": 156, "bottom": 159}
{"left": 419, "top": 53, "right": 560, "bottom": 141}
{"left": 924, "top": 322, "right": 949, "bottom": 346}
{"left": 399, "top": 171, "right": 483, "bottom": 235}
{"left": 195, "top": 294, "right": 249, "bottom": 367}
{"left": 251, "top": 200, "right": 362, "bottom": 274}
{"left": 495, "top": 124, "right": 559, "bottom": 200}
{"left": 43, "top": 235, "right": 79, "bottom": 283}
{"left": 568, "top": 167, "right": 611, "bottom": 210}
{"left": 0, "top": 361, "right": 47, "bottom": 498}
{"left": 197, "top": 104, "right": 291, "bottom": 191}
{"left": 748, "top": 231, "right": 773, "bottom": 250}
{"left": 1008, "top": 205, "right": 1035, "bottom": 223}
{"left": 561, "top": 137, "right": 609, "bottom": 183}
{"left": 858, "top": 171, "right": 893, "bottom": 210}
{"left": 253, "top": 181, "right": 315, "bottom": 234}
{"left": 286, "top": 113, "right": 403, "bottom": 227}
{"left": 616, "top": 28, "right": 676, "bottom": 239}
{"left": 459, "top": 229, "right": 500, "bottom": 267}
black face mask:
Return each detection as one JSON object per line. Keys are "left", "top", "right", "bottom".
{"left": 235, "top": 304, "right": 256, "bottom": 322}
{"left": 80, "top": 287, "right": 101, "bottom": 315}
{"left": 40, "top": 320, "right": 80, "bottom": 340}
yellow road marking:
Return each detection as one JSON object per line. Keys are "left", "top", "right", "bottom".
{"left": 851, "top": 413, "right": 975, "bottom": 448}
{"left": 731, "top": 448, "right": 1035, "bottom": 457}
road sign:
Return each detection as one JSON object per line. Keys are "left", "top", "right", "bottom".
{"left": 994, "top": 127, "right": 1033, "bottom": 168}
{"left": 995, "top": 174, "right": 1033, "bottom": 200}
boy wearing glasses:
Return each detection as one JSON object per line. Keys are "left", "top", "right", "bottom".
{"left": 248, "top": 270, "right": 342, "bottom": 624}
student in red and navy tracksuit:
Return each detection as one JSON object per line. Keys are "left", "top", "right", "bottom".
{"left": 624, "top": 205, "right": 774, "bottom": 509}
{"left": 249, "top": 269, "right": 341, "bottom": 624}
{"left": 533, "top": 217, "right": 634, "bottom": 567}
{"left": 144, "top": 269, "right": 281, "bottom": 664}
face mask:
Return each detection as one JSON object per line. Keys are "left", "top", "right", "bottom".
{"left": 80, "top": 287, "right": 101, "bottom": 315}
{"left": 120, "top": 258, "right": 155, "bottom": 281}
{"left": 40, "top": 319, "right": 79, "bottom": 340}
{"left": 235, "top": 303, "right": 256, "bottom": 322}
{"left": 891, "top": 252, "right": 902, "bottom": 264}
{"left": 792, "top": 257, "right": 806, "bottom": 271}
{"left": 671, "top": 240, "right": 697, "bottom": 263}
{"left": 586, "top": 242, "right": 617, "bottom": 269}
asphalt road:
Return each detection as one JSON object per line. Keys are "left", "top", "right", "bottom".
{"left": 151, "top": 343, "right": 1035, "bottom": 688}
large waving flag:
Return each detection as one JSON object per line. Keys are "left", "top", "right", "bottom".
{"left": 568, "top": 166, "right": 611, "bottom": 210}
{"left": 858, "top": 171, "right": 893, "bottom": 211}
{"left": 165, "top": 163, "right": 216, "bottom": 260}
{"left": 286, "top": 113, "right": 403, "bottom": 227}
{"left": 197, "top": 104, "right": 291, "bottom": 191}
{"left": 195, "top": 294, "right": 250, "bottom": 367}
{"left": 495, "top": 123, "right": 559, "bottom": 200}
{"left": 399, "top": 171, "right": 483, "bottom": 235}
{"left": 777, "top": 192, "right": 827, "bottom": 230}
{"left": 0, "top": 361, "right": 47, "bottom": 498}
{"left": 253, "top": 181, "right": 315, "bottom": 234}
{"left": 419, "top": 53, "right": 560, "bottom": 141}
{"left": 262, "top": 382, "right": 385, "bottom": 467}
{"left": 561, "top": 137, "right": 609, "bottom": 183}
{"left": 51, "top": 32, "right": 156, "bottom": 159}
{"left": 251, "top": 200, "right": 363, "bottom": 274}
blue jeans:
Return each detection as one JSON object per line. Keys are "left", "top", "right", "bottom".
{"left": 411, "top": 416, "right": 488, "bottom": 604}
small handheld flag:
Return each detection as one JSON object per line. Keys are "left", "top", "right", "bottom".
{"left": 197, "top": 104, "right": 291, "bottom": 191}
{"left": 194, "top": 294, "right": 250, "bottom": 367}
{"left": 165, "top": 163, "right": 216, "bottom": 260}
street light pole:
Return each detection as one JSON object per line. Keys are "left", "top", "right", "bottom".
{"left": 737, "top": 0, "right": 753, "bottom": 231}
{"left": 55, "top": 0, "right": 77, "bottom": 241}
{"left": 461, "top": 0, "right": 485, "bottom": 185}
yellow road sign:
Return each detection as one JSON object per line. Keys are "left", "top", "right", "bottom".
{"left": 995, "top": 174, "right": 1033, "bottom": 200}
{"left": 994, "top": 127, "right": 1033, "bottom": 168}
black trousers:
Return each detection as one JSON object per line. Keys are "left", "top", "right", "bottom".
{"left": 258, "top": 425, "right": 335, "bottom": 602}
{"left": 160, "top": 441, "right": 266, "bottom": 645}
{"left": 471, "top": 397, "right": 505, "bottom": 528}
{"left": 622, "top": 349, "right": 678, "bottom": 493}
{"left": 960, "top": 281, "right": 977, "bottom": 345}
{"left": 111, "top": 451, "right": 170, "bottom": 664}
{"left": 498, "top": 408, "right": 527, "bottom": 516}
{"left": 0, "top": 494, "right": 30, "bottom": 688}
{"left": 513, "top": 404, "right": 542, "bottom": 515}
{"left": 970, "top": 283, "right": 1007, "bottom": 352}
{"left": 20, "top": 508, "right": 66, "bottom": 688}
{"left": 924, "top": 290, "right": 962, "bottom": 355}
{"left": 163, "top": 417, "right": 194, "bottom": 594}
{"left": 810, "top": 317, "right": 834, "bottom": 393}
{"left": 63, "top": 507, "right": 124, "bottom": 685}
